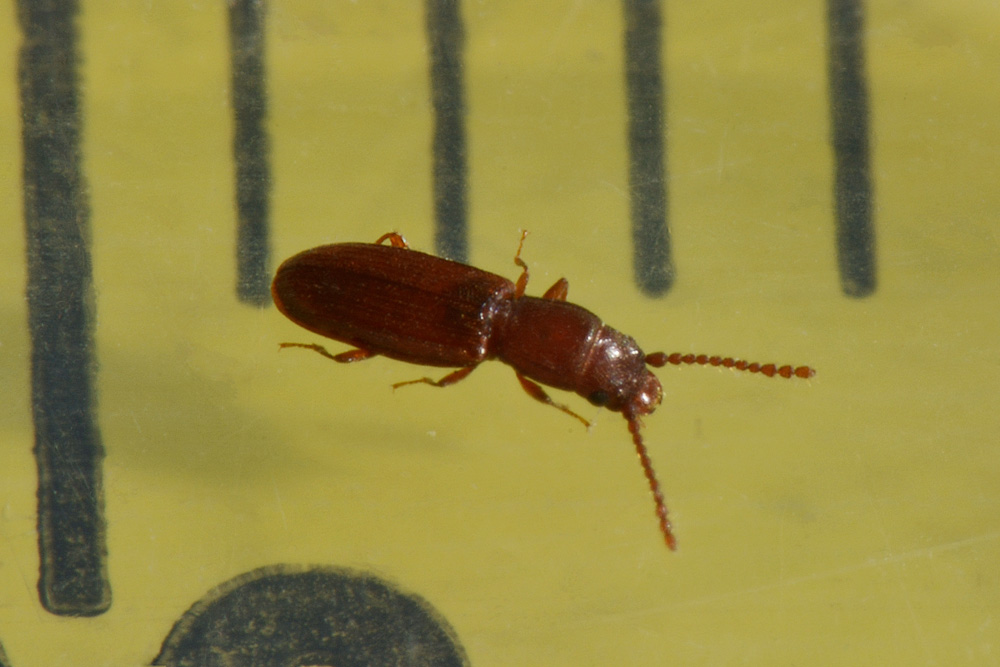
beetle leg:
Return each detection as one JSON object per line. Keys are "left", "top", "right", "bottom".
{"left": 373, "top": 232, "right": 409, "bottom": 248}
{"left": 515, "top": 372, "right": 591, "bottom": 429}
{"left": 512, "top": 232, "right": 569, "bottom": 301}
{"left": 541, "top": 278, "right": 569, "bottom": 301}
{"left": 512, "top": 230, "right": 530, "bottom": 297}
{"left": 279, "top": 342, "right": 377, "bottom": 363}
{"left": 392, "top": 364, "right": 478, "bottom": 391}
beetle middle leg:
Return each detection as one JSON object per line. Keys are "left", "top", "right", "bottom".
{"left": 515, "top": 372, "right": 591, "bottom": 429}
{"left": 392, "top": 364, "right": 478, "bottom": 391}
{"left": 279, "top": 342, "right": 376, "bottom": 363}
{"left": 374, "top": 232, "right": 409, "bottom": 248}
{"left": 541, "top": 278, "right": 569, "bottom": 301}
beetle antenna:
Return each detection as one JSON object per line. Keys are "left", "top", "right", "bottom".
{"left": 626, "top": 415, "right": 677, "bottom": 551}
{"left": 645, "top": 352, "right": 815, "bottom": 380}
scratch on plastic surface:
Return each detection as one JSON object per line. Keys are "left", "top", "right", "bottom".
{"left": 0, "top": 509, "right": 46, "bottom": 623}
{"left": 546, "top": 0, "right": 585, "bottom": 56}
{"left": 776, "top": 506, "right": 788, "bottom": 642}
{"left": 564, "top": 530, "right": 1000, "bottom": 631}
{"left": 868, "top": 493, "right": 933, "bottom": 663}
{"left": 674, "top": 531, "right": 1000, "bottom": 612}
{"left": 598, "top": 179, "right": 627, "bottom": 200}
{"left": 716, "top": 125, "right": 730, "bottom": 183}
{"left": 273, "top": 480, "right": 288, "bottom": 530}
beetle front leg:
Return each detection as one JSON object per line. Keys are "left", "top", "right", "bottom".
{"left": 511, "top": 231, "right": 569, "bottom": 301}
{"left": 279, "top": 342, "right": 377, "bottom": 363}
{"left": 392, "top": 364, "right": 478, "bottom": 390}
{"left": 515, "top": 372, "right": 591, "bottom": 429}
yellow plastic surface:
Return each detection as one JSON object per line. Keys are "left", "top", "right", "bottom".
{"left": 1, "top": 2, "right": 998, "bottom": 665}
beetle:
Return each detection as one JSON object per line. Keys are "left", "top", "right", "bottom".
{"left": 271, "top": 231, "right": 814, "bottom": 550}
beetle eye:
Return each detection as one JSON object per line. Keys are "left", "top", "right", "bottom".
{"left": 587, "top": 390, "right": 609, "bottom": 406}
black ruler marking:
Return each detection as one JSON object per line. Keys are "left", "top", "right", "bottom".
{"left": 229, "top": 0, "right": 273, "bottom": 307}
{"left": 624, "top": 0, "right": 675, "bottom": 297}
{"left": 18, "top": 0, "right": 111, "bottom": 616}
{"left": 426, "top": 0, "right": 470, "bottom": 262}
{"left": 827, "top": 0, "right": 878, "bottom": 297}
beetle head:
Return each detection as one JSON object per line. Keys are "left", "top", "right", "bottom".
{"left": 629, "top": 371, "right": 663, "bottom": 419}
{"left": 581, "top": 328, "right": 663, "bottom": 418}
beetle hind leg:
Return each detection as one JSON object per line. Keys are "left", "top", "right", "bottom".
{"left": 279, "top": 342, "right": 376, "bottom": 363}
{"left": 515, "top": 372, "right": 590, "bottom": 429}
{"left": 392, "top": 364, "right": 478, "bottom": 391}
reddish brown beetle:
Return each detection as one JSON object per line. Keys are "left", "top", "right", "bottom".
{"left": 271, "top": 231, "right": 814, "bottom": 550}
